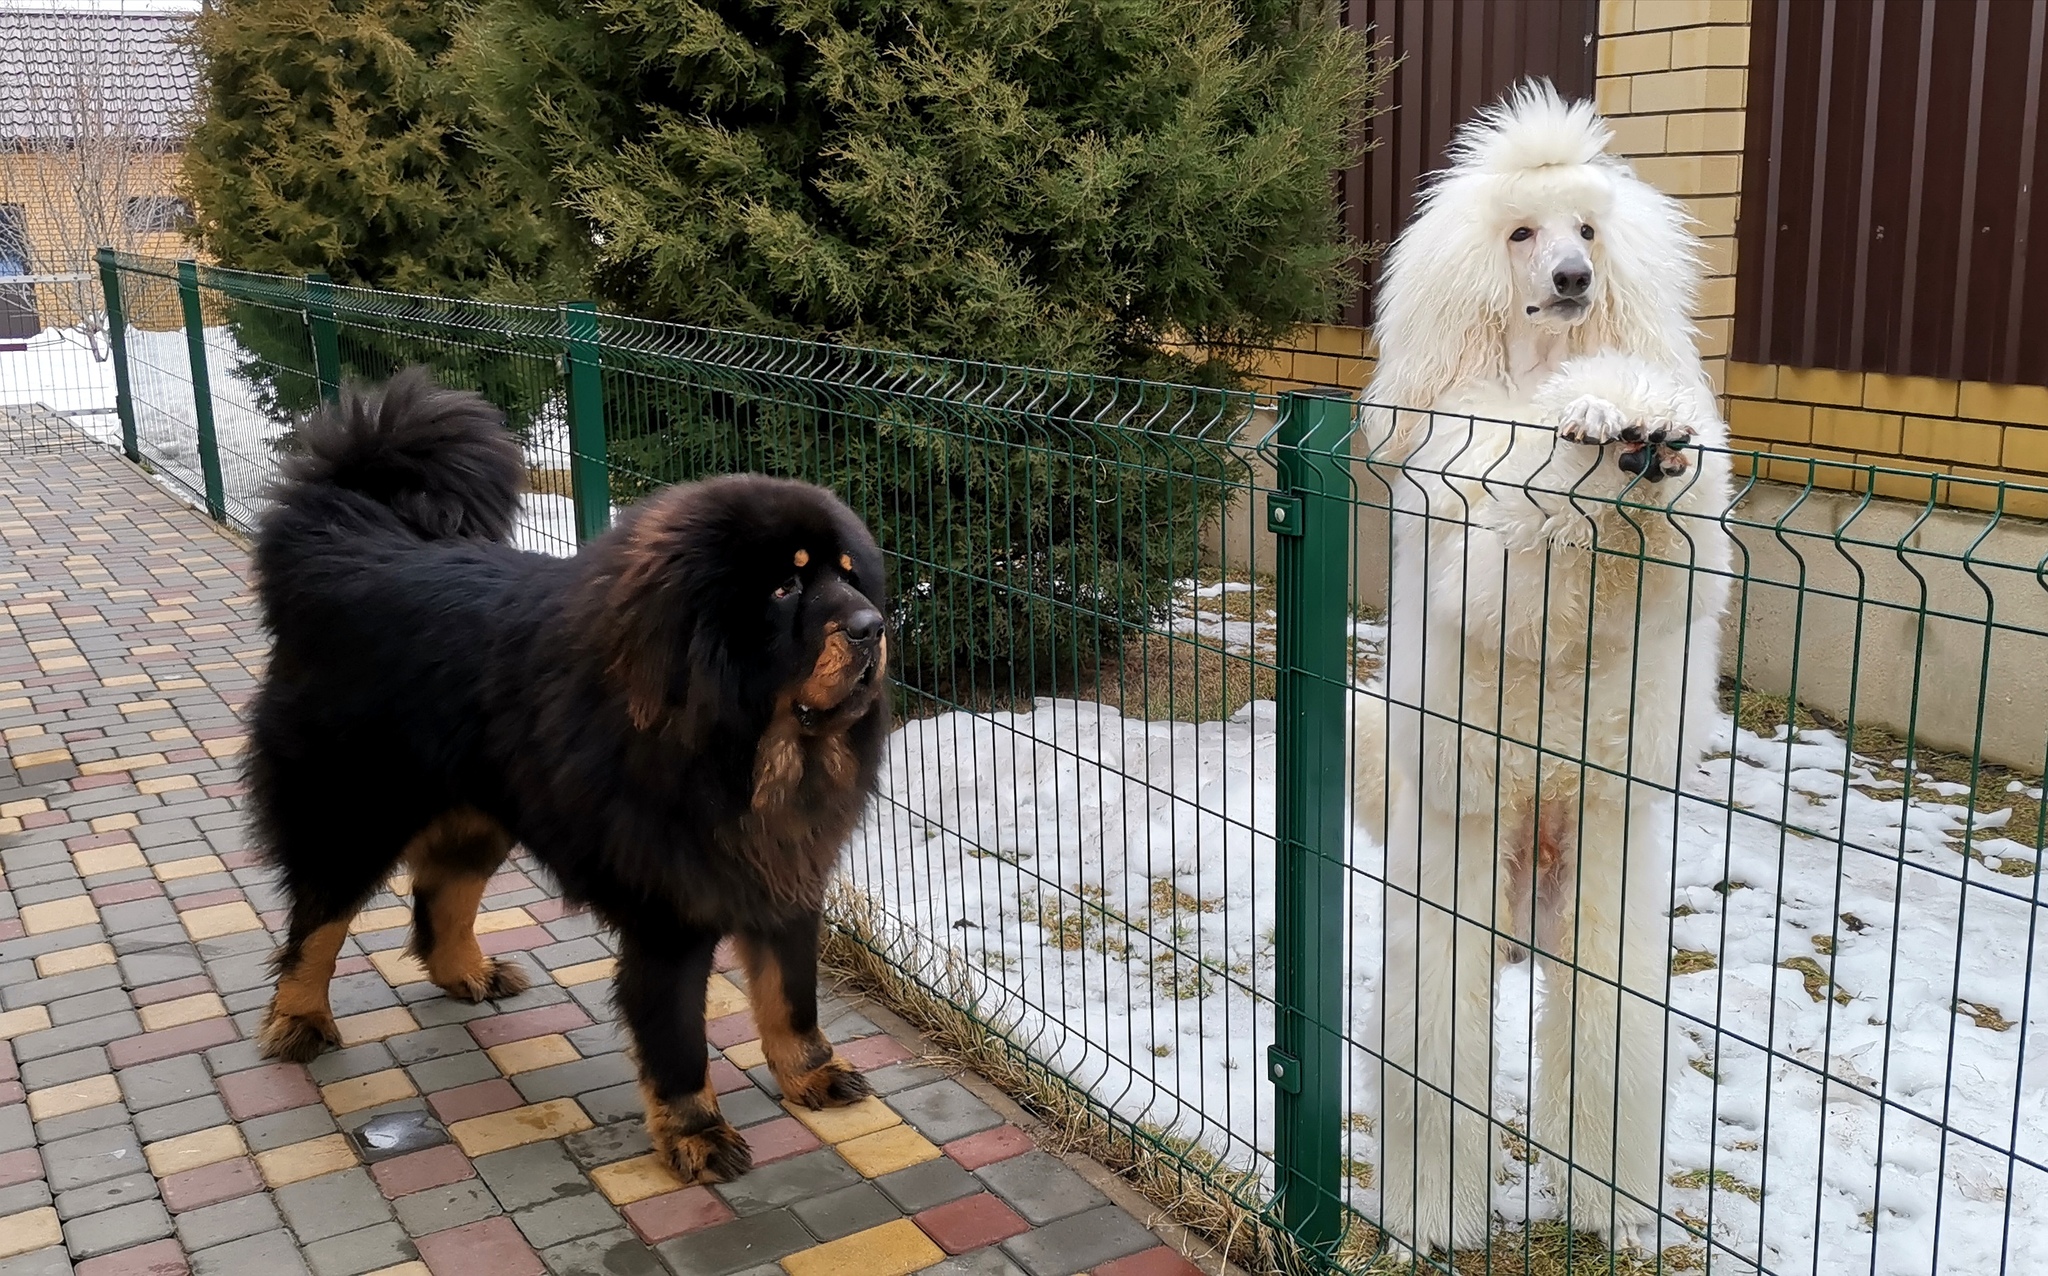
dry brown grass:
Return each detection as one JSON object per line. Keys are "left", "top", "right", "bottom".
{"left": 526, "top": 466, "right": 573, "bottom": 496}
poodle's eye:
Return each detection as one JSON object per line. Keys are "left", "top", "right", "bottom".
{"left": 1509, "top": 227, "right": 1533, "bottom": 243}
{"left": 774, "top": 575, "right": 802, "bottom": 600}
{"left": 1579, "top": 224, "right": 1596, "bottom": 241}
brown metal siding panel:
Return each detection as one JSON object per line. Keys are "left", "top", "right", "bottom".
{"left": 1736, "top": 0, "right": 2048, "bottom": 387}
{"left": 1338, "top": 0, "right": 1599, "bottom": 326}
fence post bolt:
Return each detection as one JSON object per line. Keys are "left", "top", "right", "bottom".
{"left": 175, "top": 259, "right": 226, "bottom": 522}
{"left": 306, "top": 271, "right": 342, "bottom": 406}
{"left": 1271, "top": 385, "right": 1354, "bottom": 1257}
{"left": 95, "top": 247, "right": 139, "bottom": 463}
{"left": 560, "top": 301, "right": 610, "bottom": 544}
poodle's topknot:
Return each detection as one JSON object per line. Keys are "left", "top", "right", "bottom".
{"left": 1446, "top": 79, "right": 1614, "bottom": 176}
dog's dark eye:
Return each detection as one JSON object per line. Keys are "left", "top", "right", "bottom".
{"left": 774, "top": 576, "right": 801, "bottom": 600}
{"left": 1509, "top": 227, "right": 1533, "bottom": 243}
{"left": 1579, "top": 224, "right": 1595, "bottom": 241}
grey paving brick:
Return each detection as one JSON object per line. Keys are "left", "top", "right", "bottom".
{"left": 406, "top": 998, "right": 495, "bottom": 1028}
{"left": 0, "top": 1245, "right": 72, "bottom": 1276}
{"left": 471, "top": 1141, "right": 592, "bottom": 1215}
{"left": 3, "top": 967, "right": 125, "bottom": 1015}
{"left": 41, "top": 1124, "right": 144, "bottom": 1193}
{"left": 0, "top": 1181, "right": 53, "bottom": 1218}
{"left": 192, "top": 1228, "right": 312, "bottom": 1276}
{"left": 0, "top": 1105, "right": 38, "bottom": 1155}
{"left": 118, "top": 948, "right": 206, "bottom": 988}
{"left": 222, "top": 988, "right": 269, "bottom": 1015}
{"left": 822, "top": 1012, "right": 879, "bottom": 1044}
{"left": 720, "top": 1089, "right": 782, "bottom": 1129}
{"left": 655, "top": 1210, "right": 813, "bottom": 1276}
{"left": 890, "top": 1081, "right": 1003, "bottom": 1145}
{"left": 790, "top": 1181, "right": 899, "bottom": 1241}
{"left": 201, "top": 954, "right": 272, "bottom": 995}
{"left": 974, "top": 1151, "right": 1107, "bottom": 1226}
{"left": 238, "top": 1103, "right": 337, "bottom": 1152}
{"left": 59, "top": 1196, "right": 174, "bottom": 1260}
{"left": 113, "top": 926, "right": 192, "bottom": 957}
{"left": 999, "top": 1205, "right": 1157, "bottom": 1276}
{"left": 116, "top": 1053, "right": 215, "bottom": 1112}
{"left": 861, "top": 1061, "right": 945, "bottom": 1095}
{"left": 50, "top": 1169, "right": 156, "bottom": 1222}
{"left": 99, "top": 899, "right": 178, "bottom": 932}
{"left": 512, "top": 1192, "right": 624, "bottom": 1250}
{"left": 567, "top": 985, "right": 615, "bottom": 1020}
{"left": 132, "top": 1094, "right": 233, "bottom": 1145}
{"left": 742, "top": 1067, "right": 781, "bottom": 1101}
{"left": 306, "top": 1043, "right": 395, "bottom": 1086}
{"left": 176, "top": 1188, "right": 283, "bottom": 1251}
{"left": 920, "top": 1248, "right": 1032, "bottom": 1276}
{"left": 33, "top": 1102, "right": 130, "bottom": 1143}
{"left": 512, "top": 1054, "right": 636, "bottom": 1106}
{"left": 202, "top": 1039, "right": 268, "bottom": 1078}
{"left": 561, "top": 1122, "right": 650, "bottom": 1171}
{"left": 303, "top": 1221, "right": 417, "bottom": 1276}
{"left": 532, "top": 939, "right": 608, "bottom": 971}
{"left": 327, "top": 974, "right": 400, "bottom": 1019}
{"left": 386, "top": 1027, "right": 475, "bottom": 1066}
{"left": 335, "top": 1099, "right": 431, "bottom": 1137}
{"left": 875, "top": 1157, "right": 981, "bottom": 1214}
{"left": 712, "top": 1149, "right": 859, "bottom": 1217}
{"left": 577, "top": 1082, "right": 644, "bottom": 1126}
{"left": 542, "top": 1228, "right": 665, "bottom": 1276}
{"left": 11, "top": 1010, "right": 143, "bottom": 1062}
{"left": 0, "top": 925, "right": 103, "bottom": 964}
{"left": 18, "top": 1049, "right": 107, "bottom": 1093}
{"left": 10, "top": 882, "right": 88, "bottom": 906}
{"left": 273, "top": 1167, "right": 391, "bottom": 1244}
{"left": 406, "top": 1051, "right": 499, "bottom": 1095}
{"left": 563, "top": 1023, "right": 625, "bottom": 1058}
{"left": 393, "top": 1178, "right": 500, "bottom": 1238}
{"left": 543, "top": 914, "right": 600, "bottom": 942}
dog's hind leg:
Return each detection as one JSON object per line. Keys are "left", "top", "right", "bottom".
{"left": 615, "top": 926, "right": 751, "bottom": 1184}
{"left": 737, "top": 915, "right": 872, "bottom": 1110}
{"left": 404, "top": 808, "right": 530, "bottom": 1003}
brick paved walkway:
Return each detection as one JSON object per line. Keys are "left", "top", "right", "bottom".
{"left": 0, "top": 445, "right": 1205, "bottom": 1276}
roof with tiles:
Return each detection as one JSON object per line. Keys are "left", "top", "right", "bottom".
{"left": 0, "top": 8, "right": 200, "bottom": 146}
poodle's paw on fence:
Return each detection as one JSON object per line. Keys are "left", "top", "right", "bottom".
{"left": 1557, "top": 395, "right": 1693, "bottom": 482}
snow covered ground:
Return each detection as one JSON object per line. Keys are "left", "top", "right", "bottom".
{"left": 844, "top": 583, "right": 2048, "bottom": 1276}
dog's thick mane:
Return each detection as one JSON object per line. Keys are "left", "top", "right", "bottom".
{"left": 1366, "top": 79, "right": 1705, "bottom": 427}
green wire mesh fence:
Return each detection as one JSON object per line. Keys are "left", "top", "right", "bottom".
{"left": 50, "top": 251, "right": 2048, "bottom": 1275}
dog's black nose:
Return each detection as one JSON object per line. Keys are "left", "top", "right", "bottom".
{"left": 843, "top": 609, "right": 883, "bottom": 644}
{"left": 1553, "top": 266, "right": 1592, "bottom": 298}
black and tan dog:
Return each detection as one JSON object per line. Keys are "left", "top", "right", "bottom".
{"left": 244, "top": 368, "right": 889, "bottom": 1182}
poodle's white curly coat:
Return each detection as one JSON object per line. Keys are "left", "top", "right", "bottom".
{"left": 1353, "top": 82, "right": 1734, "bottom": 1253}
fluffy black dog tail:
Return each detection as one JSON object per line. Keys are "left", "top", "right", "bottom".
{"left": 276, "top": 366, "right": 524, "bottom": 543}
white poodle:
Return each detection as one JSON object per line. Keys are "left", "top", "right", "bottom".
{"left": 1352, "top": 81, "right": 1733, "bottom": 1253}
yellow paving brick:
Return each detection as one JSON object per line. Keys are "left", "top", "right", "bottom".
{"left": 20, "top": 896, "right": 97, "bottom": 935}
{"left": 88, "top": 812, "right": 140, "bottom": 834}
{"left": 0, "top": 817, "right": 17, "bottom": 837}
{"left": 149, "top": 728, "right": 195, "bottom": 743}
{"left": 705, "top": 973, "right": 747, "bottom": 1020}
{"left": 26, "top": 1074, "right": 121, "bottom": 1121}
{"left": 0, "top": 1207, "right": 60, "bottom": 1260}
{"left": 449, "top": 1100, "right": 593, "bottom": 1157}
{"left": 256, "top": 1134, "right": 358, "bottom": 1187}
{"left": 350, "top": 906, "right": 413, "bottom": 934}
{"left": 154, "top": 854, "right": 226, "bottom": 881}
{"left": 203, "top": 735, "right": 247, "bottom": 758}
{"left": 73, "top": 844, "right": 146, "bottom": 876}
{"left": 784, "top": 1096, "right": 901, "bottom": 1144}
{"left": 182, "top": 901, "right": 263, "bottom": 940}
{"left": 835, "top": 1124, "right": 942, "bottom": 1178}
{"left": 119, "top": 699, "right": 172, "bottom": 715}
{"left": 139, "top": 992, "right": 228, "bottom": 1032}
{"left": 38, "top": 656, "right": 87, "bottom": 672}
{"left": 100, "top": 674, "right": 152, "bottom": 687}
{"left": 138, "top": 774, "right": 200, "bottom": 795}
{"left": 365, "top": 1266, "right": 431, "bottom": 1276}
{"left": 723, "top": 1039, "right": 766, "bottom": 1070}
{"left": 553, "top": 958, "right": 616, "bottom": 987}
{"left": 323, "top": 1068, "right": 418, "bottom": 1116}
{"left": 145, "top": 1124, "right": 248, "bottom": 1177}
{"left": 336, "top": 1007, "right": 420, "bottom": 1046}
{"left": 79, "top": 752, "right": 166, "bottom": 776}
{"left": 369, "top": 950, "right": 430, "bottom": 986}
{"left": 472, "top": 908, "right": 535, "bottom": 935}
{"left": 589, "top": 1153, "right": 686, "bottom": 1205}
{"left": 781, "top": 1219, "right": 945, "bottom": 1276}
{"left": 0, "top": 798, "right": 43, "bottom": 819}
{"left": 487, "top": 1035, "right": 579, "bottom": 1076}
{"left": 33, "top": 943, "right": 117, "bottom": 978}
{"left": 9, "top": 748, "right": 70, "bottom": 768}
{"left": 0, "top": 1008, "right": 50, "bottom": 1041}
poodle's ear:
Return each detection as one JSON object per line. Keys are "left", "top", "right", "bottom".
{"left": 1586, "top": 172, "right": 1704, "bottom": 368}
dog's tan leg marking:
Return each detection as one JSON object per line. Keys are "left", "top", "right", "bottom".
{"left": 737, "top": 936, "right": 870, "bottom": 1110}
{"left": 640, "top": 1074, "right": 750, "bottom": 1184}
{"left": 404, "top": 809, "right": 529, "bottom": 1002}
{"left": 259, "top": 918, "right": 350, "bottom": 1062}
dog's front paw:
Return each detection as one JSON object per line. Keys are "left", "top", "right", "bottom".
{"left": 780, "top": 1056, "right": 874, "bottom": 1110}
{"left": 257, "top": 1007, "right": 340, "bottom": 1063}
{"left": 658, "top": 1120, "right": 753, "bottom": 1184}
{"left": 434, "top": 955, "right": 531, "bottom": 1003}
{"left": 1556, "top": 395, "right": 1631, "bottom": 445}
{"left": 1615, "top": 420, "right": 1694, "bottom": 481}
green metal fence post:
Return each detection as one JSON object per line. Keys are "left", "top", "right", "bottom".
{"left": 175, "top": 259, "right": 227, "bottom": 522}
{"left": 306, "top": 271, "right": 343, "bottom": 406}
{"left": 95, "top": 247, "right": 139, "bottom": 462}
{"left": 561, "top": 301, "right": 610, "bottom": 544}
{"left": 1267, "top": 386, "right": 1354, "bottom": 1257}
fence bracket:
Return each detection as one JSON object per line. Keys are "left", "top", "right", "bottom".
{"left": 1267, "top": 494, "right": 1303, "bottom": 537}
{"left": 1266, "top": 1046, "right": 1303, "bottom": 1095}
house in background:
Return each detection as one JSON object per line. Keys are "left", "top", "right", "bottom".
{"left": 0, "top": 6, "right": 201, "bottom": 348}
{"left": 1246, "top": 0, "right": 2048, "bottom": 515}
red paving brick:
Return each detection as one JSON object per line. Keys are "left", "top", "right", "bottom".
{"left": 416, "top": 1215, "right": 544, "bottom": 1276}
{"left": 1094, "top": 1247, "right": 1205, "bottom": 1276}
{"left": 131, "top": 976, "right": 215, "bottom": 1007}
{"left": 708, "top": 1058, "right": 751, "bottom": 1094}
{"left": 838, "top": 1034, "right": 913, "bottom": 1070}
{"left": 74, "top": 1238, "right": 190, "bottom": 1276}
{"left": 427, "top": 1078, "right": 525, "bottom": 1124}
{"left": 108, "top": 1018, "right": 239, "bottom": 1068}
{"left": 621, "top": 1185, "right": 735, "bottom": 1244}
{"left": 370, "top": 1144, "right": 476, "bottom": 1200}
{"left": 0, "top": 1082, "right": 21, "bottom": 1106}
{"left": 91, "top": 881, "right": 164, "bottom": 906}
{"left": 466, "top": 1003, "right": 591, "bottom": 1050}
{"left": 914, "top": 1192, "right": 1031, "bottom": 1254}
{"left": 944, "top": 1125, "right": 1035, "bottom": 1170}
{"left": 477, "top": 925, "right": 553, "bottom": 956}
{"left": 158, "top": 1157, "right": 263, "bottom": 1213}
{"left": 0, "top": 1148, "right": 41, "bottom": 1189}
{"left": 174, "top": 888, "right": 244, "bottom": 910}
{"left": 741, "top": 1116, "right": 821, "bottom": 1166}
{"left": 704, "top": 1012, "right": 757, "bottom": 1049}
{"left": 217, "top": 1063, "right": 320, "bottom": 1120}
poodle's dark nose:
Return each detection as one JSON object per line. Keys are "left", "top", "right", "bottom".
{"left": 843, "top": 609, "right": 884, "bottom": 644}
{"left": 1553, "top": 266, "right": 1592, "bottom": 298}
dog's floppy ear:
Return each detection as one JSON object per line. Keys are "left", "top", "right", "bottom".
{"left": 590, "top": 500, "right": 735, "bottom": 741}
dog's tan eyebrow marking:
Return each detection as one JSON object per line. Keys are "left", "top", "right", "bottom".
{"left": 839, "top": 553, "right": 853, "bottom": 572}
{"left": 793, "top": 549, "right": 809, "bottom": 568}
